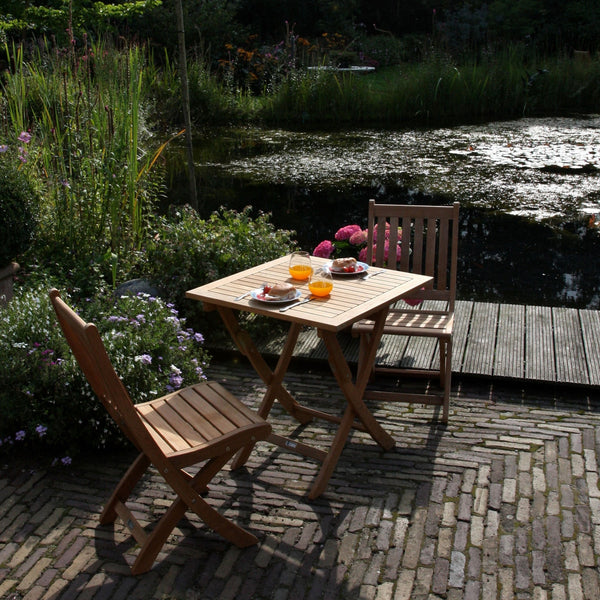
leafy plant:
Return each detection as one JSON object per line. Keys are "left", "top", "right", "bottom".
{"left": 0, "top": 281, "right": 211, "bottom": 460}
{"left": 144, "top": 205, "right": 297, "bottom": 325}
{"left": 0, "top": 132, "right": 39, "bottom": 266}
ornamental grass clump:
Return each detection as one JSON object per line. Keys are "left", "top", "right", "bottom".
{"left": 1, "top": 39, "right": 170, "bottom": 291}
{"left": 0, "top": 282, "right": 211, "bottom": 461}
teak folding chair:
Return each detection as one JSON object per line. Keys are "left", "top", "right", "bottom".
{"left": 352, "top": 201, "right": 460, "bottom": 422}
{"left": 49, "top": 289, "right": 271, "bottom": 574}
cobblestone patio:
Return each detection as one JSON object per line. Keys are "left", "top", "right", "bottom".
{"left": 1, "top": 359, "right": 600, "bottom": 599}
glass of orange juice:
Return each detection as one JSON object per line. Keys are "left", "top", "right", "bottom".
{"left": 308, "top": 268, "right": 333, "bottom": 297}
{"left": 288, "top": 251, "right": 312, "bottom": 281}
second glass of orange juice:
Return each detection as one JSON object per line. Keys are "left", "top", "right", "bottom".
{"left": 289, "top": 251, "right": 312, "bottom": 280}
{"left": 308, "top": 268, "right": 333, "bottom": 297}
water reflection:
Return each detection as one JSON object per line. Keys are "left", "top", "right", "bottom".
{"left": 165, "top": 116, "right": 600, "bottom": 308}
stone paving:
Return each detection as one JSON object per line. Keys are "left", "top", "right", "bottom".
{"left": 1, "top": 358, "right": 600, "bottom": 600}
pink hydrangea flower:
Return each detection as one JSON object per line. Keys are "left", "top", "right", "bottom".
{"left": 373, "top": 222, "right": 390, "bottom": 238}
{"left": 349, "top": 229, "right": 368, "bottom": 246}
{"left": 313, "top": 240, "right": 335, "bottom": 258}
{"left": 403, "top": 297, "right": 423, "bottom": 307}
{"left": 334, "top": 224, "right": 362, "bottom": 241}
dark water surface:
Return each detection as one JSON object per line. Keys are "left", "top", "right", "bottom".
{"left": 165, "top": 116, "right": 600, "bottom": 308}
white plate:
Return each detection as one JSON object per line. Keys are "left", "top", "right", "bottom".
{"left": 250, "top": 288, "right": 302, "bottom": 303}
{"left": 323, "top": 260, "right": 370, "bottom": 275}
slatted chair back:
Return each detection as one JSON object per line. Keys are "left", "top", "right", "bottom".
{"left": 49, "top": 289, "right": 148, "bottom": 450}
{"left": 365, "top": 200, "right": 460, "bottom": 310}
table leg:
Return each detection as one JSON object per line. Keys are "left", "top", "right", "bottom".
{"left": 217, "top": 307, "right": 310, "bottom": 421}
{"left": 309, "top": 307, "right": 394, "bottom": 498}
{"left": 217, "top": 307, "right": 315, "bottom": 469}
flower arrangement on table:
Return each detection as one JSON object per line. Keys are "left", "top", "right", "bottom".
{"left": 312, "top": 223, "right": 423, "bottom": 306}
{"left": 312, "top": 223, "right": 400, "bottom": 264}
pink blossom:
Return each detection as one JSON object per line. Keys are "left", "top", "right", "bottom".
{"left": 18, "top": 131, "right": 31, "bottom": 144}
{"left": 374, "top": 240, "right": 390, "bottom": 262}
{"left": 349, "top": 229, "right": 368, "bottom": 246}
{"left": 404, "top": 297, "right": 424, "bottom": 307}
{"left": 313, "top": 240, "right": 334, "bottom": 258}
{"left": 334, "top": 224, "right": 362, "bottom": 241}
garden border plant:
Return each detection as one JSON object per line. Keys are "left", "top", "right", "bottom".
{"left": 0, "top": 281, "right": 211, "bottom": 462}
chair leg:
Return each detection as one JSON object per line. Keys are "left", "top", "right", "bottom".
{"left": 100, "top": 452, "right": 150, "bottom": 525}
{"left": 131, "top": 452, "right": 258, "bottom": 574}
{"left": 439, "top": 339, "right": 447, "bottom": 387}
{"left": 441, "top": 339, "right": 452, "bottom": 423}
{"left": 184, "top": 454, "right": 259, "bottom": 548}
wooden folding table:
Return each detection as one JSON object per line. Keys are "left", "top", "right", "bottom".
{"left": 186, "top": 255, "right": 431, "bottom": 498}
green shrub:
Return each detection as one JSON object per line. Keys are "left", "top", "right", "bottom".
{"left": 0, "top": 136, "right": 39, "bottom": 266}
{"left": 144, "top": 205, "right": 297, "bottom": 324}
{"left": 0, "top": 281, "right": 211, "bottom": 461}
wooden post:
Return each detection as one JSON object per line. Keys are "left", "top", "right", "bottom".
{"left": 174, "top": 0, "right": 199, "bottom": 211}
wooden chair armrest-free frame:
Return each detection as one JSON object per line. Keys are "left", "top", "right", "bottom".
{"left": 49, "top": 289, "right": 271, "bottom": 574}
{"left": 352, "top": 201, "right": 460, "bottom": 422}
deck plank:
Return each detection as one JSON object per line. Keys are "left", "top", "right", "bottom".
{"left": 376, "top": 333, "right": 411, "bottom": 368}
{"left": 461, "top": 302, "right": 498, "bottom": 376}
{"left": 552, "top": 307, "right": 589, "bottom": 385}
{"left": 579, "top": 309, "right": 600, "bottom": 386}
{"left": 494, "top": 304, "right": 525, "bottom": 379}
{"left": 525, "top": 306, "right": 555, "bottom": 382}
{"left": 453, "top": 300, "right": 474, "bottom": 373}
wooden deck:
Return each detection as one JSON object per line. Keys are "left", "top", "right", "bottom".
{"left": 236, "top": 300, "right": 600, "bottom": 388}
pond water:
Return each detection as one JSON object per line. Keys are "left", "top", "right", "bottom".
{"left": 165, "top": 115, "right": 600, "bottom": 308}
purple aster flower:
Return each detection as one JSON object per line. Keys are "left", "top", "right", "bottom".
{"left": 18, "top": 131, "right": 32, "bottom": 143}
{"left": 135, "top": 354, "right": 152, "bottom": 365}
{"left": 61, "top": 456, "right": 72, "bottom": 466}
{"left": 169, "top": 373, "right": 183, "bottom": 388}
{"left": 0, "top": 144, "right": 8, "bottom": 153}
{"left": 15, "top": 430, "right": 26, "bottom": 441}
{"left": 36, "top": 425, "right": 48, "bottom": 437}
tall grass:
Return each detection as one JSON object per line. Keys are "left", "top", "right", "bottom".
{"left": 0, "top": 39, "right": 170, "bottom": 287}
{"left": 259, "top": 47, "right": 600, "bottom": 126}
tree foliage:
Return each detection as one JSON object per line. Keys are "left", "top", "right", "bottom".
{"left": 1, "top": 0, "right": 598, "bottom": 62}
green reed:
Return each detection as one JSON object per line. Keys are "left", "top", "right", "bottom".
{"left": 0, "top": 39, "right": 167, "bottom": 285}
{"left": 259, "top": 46, "right": 599, "bottom": 126}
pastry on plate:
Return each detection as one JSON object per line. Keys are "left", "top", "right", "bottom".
{"left": 331, "top": 257, "right": 357, "bottom": 272}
